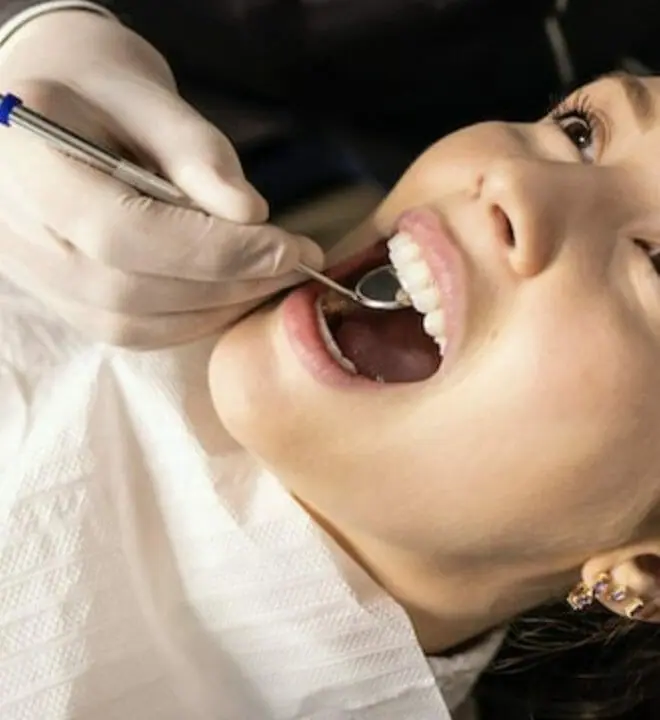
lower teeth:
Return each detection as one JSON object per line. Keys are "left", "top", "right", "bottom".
{"left": 315, "top": 298, "right": 357, "bottom": 374}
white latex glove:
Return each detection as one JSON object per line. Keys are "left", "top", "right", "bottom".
{"left": 0, "top": 10, "right": 324, "bottom": 347}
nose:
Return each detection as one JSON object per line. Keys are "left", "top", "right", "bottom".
{"left": 479, "top": 158, "right": 565, "bottom": 278}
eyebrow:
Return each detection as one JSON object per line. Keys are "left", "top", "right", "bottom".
{"left": 600, "top": 71, "right": 655, "bottom": 129}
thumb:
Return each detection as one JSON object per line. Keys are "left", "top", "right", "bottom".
{"left": 122, "top": 90, "right": 269, "bottom": 223}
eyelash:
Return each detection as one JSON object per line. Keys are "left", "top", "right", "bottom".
{"left": 550, "top": 92, "right": 602, "bottom": 162}
{"left": 634, "top": 239, "right": 660, "bottom": 275}
{"left": 551, "top": 94, "right": 660, "bottom": 275}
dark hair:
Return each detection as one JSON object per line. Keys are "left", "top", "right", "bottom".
{"left": 475, "top": 601, "right": 660, "bottom": 719}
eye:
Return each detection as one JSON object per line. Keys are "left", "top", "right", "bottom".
{"left": 550, "top": 93, "right": 600, "bottom": 163}
{"left": 555, "top": 113, "right": 594, "bottom": 158}
{"left": 634, "top": 239, "right": 660, "bottom": 274}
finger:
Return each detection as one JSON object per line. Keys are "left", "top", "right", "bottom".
{"left": 0, "top": 220, "right": 318, "bottom": 316}
{"left": 0, "top": 126, "right": 324, "bottom": 282}
{"left": 65, "top": 189, "right": 324, "bottom": 282}
{"left": 115, "top": 87, "right": 269, "bottom": 223}
{"left": 0, "top": 79, "right": 123, "bottom": 154}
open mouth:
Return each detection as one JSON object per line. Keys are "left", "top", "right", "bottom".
{"left": 315, "top": 232, "right": 448, "bottom": 384}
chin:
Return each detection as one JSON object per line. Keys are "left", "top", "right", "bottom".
{"left": 209, "top": 302, "right": 283, "bottom": 454}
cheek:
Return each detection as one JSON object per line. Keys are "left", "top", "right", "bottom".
{"left": 373, "top": 123, "right": 518, "bottom": 226}
{"left": 468, "top": 289, "right": 656, "bottom": 528}
{"left": 488, "top": 293, "right": 632, "bottom": 440}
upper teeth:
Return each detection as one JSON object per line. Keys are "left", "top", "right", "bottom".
{"left": 388, "top": 231, "right": 448, "bottom": 352}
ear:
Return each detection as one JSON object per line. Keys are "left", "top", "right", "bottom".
{"left": 582, "top": 542, "right": 660, "bottom": 622}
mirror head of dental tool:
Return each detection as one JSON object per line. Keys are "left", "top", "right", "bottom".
{"left": 296, "top": 261, "right": 411, "bottom": 311}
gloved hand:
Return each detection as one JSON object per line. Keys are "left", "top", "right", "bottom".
{"left": 0, "top": 10, "right": 324, "bottom": 348}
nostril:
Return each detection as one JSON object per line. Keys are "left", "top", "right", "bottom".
{"left": 491, "top": 204, "right": 515, "bottom": 247}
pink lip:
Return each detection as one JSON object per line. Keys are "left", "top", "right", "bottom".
{"left": 281, "top": 283, "right": 382, "bottom": 389}
{"left": 280, "top": 239, "right": 395, "bottom": 389}
{"left": 396, "top": 207, "right": 467, "bottom": 369}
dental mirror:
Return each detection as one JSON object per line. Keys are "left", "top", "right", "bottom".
{"left": 297, "top": 261, "right": 411, "bottom": 311}
{"left": 354, "top": 264, "right": 411, "bottom": 310}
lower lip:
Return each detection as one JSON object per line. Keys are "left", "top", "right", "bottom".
{"left": 281, "top": 285, "right": 383, "bottom": 388}
{"left": 281, "top": 245, "right": 389, "bottom": 389}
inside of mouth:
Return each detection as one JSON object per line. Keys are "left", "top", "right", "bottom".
{"left": 320, "top": 242, "right": 442, "bottom": 383}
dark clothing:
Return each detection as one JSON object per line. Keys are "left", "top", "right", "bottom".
{"left": 1, "top": 1, "right": 659, "bottom": 201}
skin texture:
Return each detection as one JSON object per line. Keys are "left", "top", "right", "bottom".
{"left": 209, "top": 75, "right": 660, "bottom": 652}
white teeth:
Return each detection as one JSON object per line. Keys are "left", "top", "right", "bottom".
{"left": 315, "top": 298, "right": 357, "bottom": 374}
{"left": 388, "top": 233, "right": 421, "bottom": 263}
{"left": 423, "top": 310, "right": 446, "bottom": 343}
{"left": 387, "top": 231, "right": 448, "bottom": 352}
{"left": 398, "top": 261, "right": 434, "bottom": 293}
{"left": 410, "top": 286, "right": 441, "bottom": 314}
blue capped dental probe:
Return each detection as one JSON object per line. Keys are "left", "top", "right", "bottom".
{"left": 0, "top": 91, "right": 409, "bottom": 311}
{"left": 0, "top": 91, "right": 188, "bottom": 203}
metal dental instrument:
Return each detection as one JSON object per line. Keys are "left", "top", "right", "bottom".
{"left": 354, "top": 264, "right": 411, "bottom": 310}
{"left": 0, "top": 91, "right": 410, "bottom": 311}
{"left": 292, "top": 261, "right": 410, "bottom": 311}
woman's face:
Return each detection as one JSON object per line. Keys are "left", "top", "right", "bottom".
{"left": 210, "top": 74, "right": 660, "bottom": 569}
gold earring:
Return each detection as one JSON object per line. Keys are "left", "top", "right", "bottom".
{"left": 592, "top": 573, "right": 612, "bottom": 597}
{"left": 624, "top": 598, "right": 646, "bottom": 619}
{"left": 607, "top": 584, "right": 628, "bottom": 603}
{"left": 566, "top": 572, "right": 611, "bottom": 611}
{"left": 591, "top": 572, "right": 631, "bottom": 603}
{"left": 567, "top": 581, "right": 595, "bottom": 610}
{"left": 566, "top": 573, "right": 647, "bottom": 619}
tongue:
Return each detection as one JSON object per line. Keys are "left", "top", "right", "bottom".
{"left": 331, "top": 307, "right": 441, "bottom": 383}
